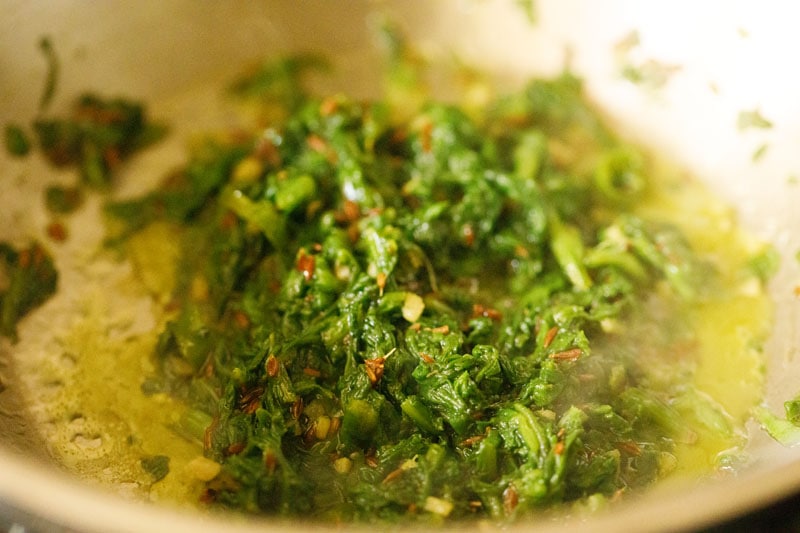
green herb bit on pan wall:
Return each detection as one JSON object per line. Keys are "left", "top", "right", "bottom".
{"left": 105, "top": 55, "right": 769, "bottom": 524}
{"left": 0, "top": 242, "right": 58, "bottom": 342}
{"left": 141, "top": 454, "right": 171, "bottom": 483}
{"left": 514, "top": 0, "right": 537, "bottom": 24}
{"left": 737, "top": 109, "right": 773, "bottom": 131}
{"left": 45, "top": 185, "right": 85, "bottom": 215}
{"left": 38, "top": 36, "right": 60, "bottom": 113}
{"left": 754, "top": 406, "right": 800, "bottom": 448}
{"left": 4, "top": 124, "right": 31, "bottom": 157}
{"left": 754, "top": 393, "right": 800, "bottom": 448}
{"left": 34, "top": 93, "right": 167, "bottom": 188}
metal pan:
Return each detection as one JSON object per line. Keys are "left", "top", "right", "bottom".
{"left": 2, "top": 1, "right": 799, "bottom": 531}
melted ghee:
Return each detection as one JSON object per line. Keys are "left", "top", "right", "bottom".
{"left": 635, "top": 162, "right": 772, "bottom": 477}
